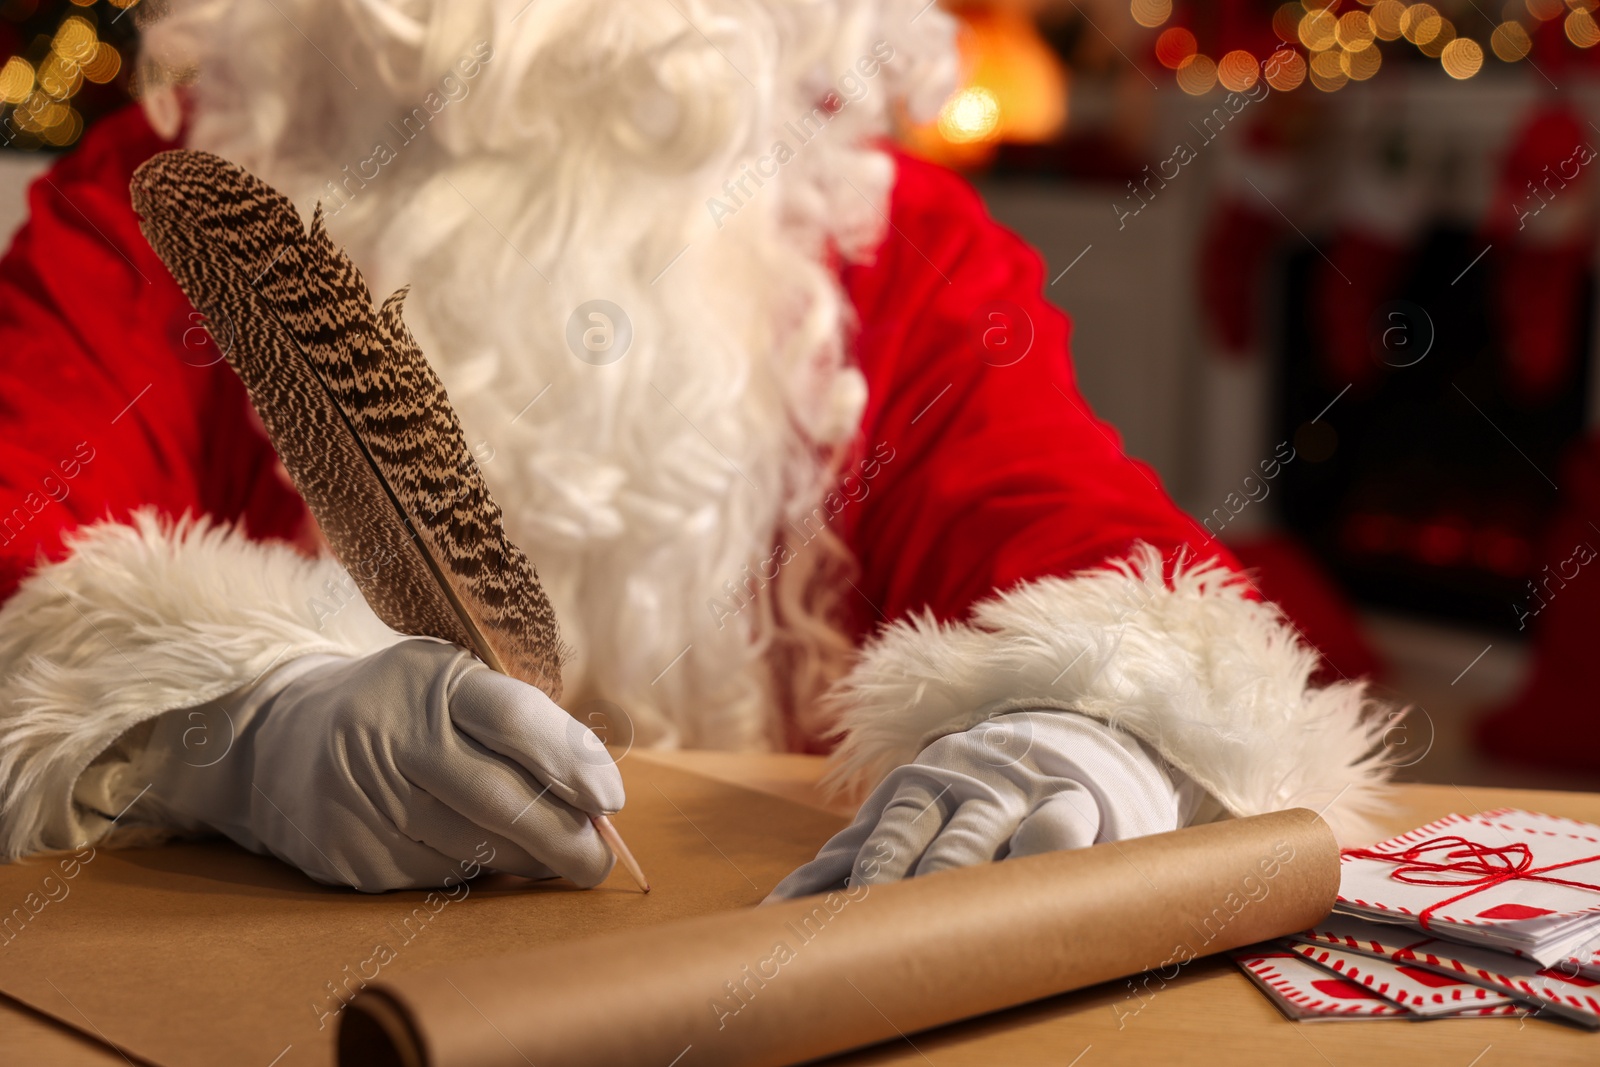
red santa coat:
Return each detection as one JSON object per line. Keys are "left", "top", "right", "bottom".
{"left": 0, "top": 106, "right": 1210, "bottom": 624}
{"left": 0, "top": 107, "right": 1388, "bottom": 856}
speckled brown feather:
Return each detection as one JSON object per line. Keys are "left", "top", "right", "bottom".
{"left": 130, "top": 149, "right": 564, "bottom": 699}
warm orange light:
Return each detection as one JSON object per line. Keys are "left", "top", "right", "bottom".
{"left": 955, "top": 8, "right": 1068, "bottom": 143}
{"left": 1342, "top": 44, "right": 1383, "bottom": 80}
{"left": 1310, "top": 48, "right": 1348, "bottom": 91}
{"left": 1299, "top": 8, "right": 1338, "bottom": 51}
{"left": 1310, "top": 49, "right": 1344, "bottom": 77}
{"left": 0, "top": 57, "right": 33, "bottom": 105}
{"left": 1130, "top": 0, "right": 1172, "bottom": 30}
{"left": 1441, "top": 37, "right": 1484, "bottom": 77}
{"left": 1273, "top": 4, "right": 1305, "bottom": 44}
{"left": 1568, "top": 9, "right": 1600, "bottom": 47}
{"left": 1264, "top": 49, "right": 1307, "bottom": 90}
{"left": 1156, "top": 26, "right": 1198, "bottom": 69}
{"left": 1176, "top": 53, "right": 1218, "bottom": 95}
{"left": 938, "top": 86, "right": 1001, "bottom": 143}
{"left": 1336, "top": 11, "right": 1376, "bottom": 52}
{"left": 1402, "top": 4, "right": 1442, "bottom": 45}
{"left": 906, "top": 7, "right": 1068, "bottom": 166}
{"left": 1218, "top": 49, "right": 1260, "bottom": 91}
{"left": 40, "top": 106, "right": 82, "bottom": 146}
{"left": 82, "top": 43, "right": 121, "bottom": 85}
{"left": 1419, "top": 18, "right": 1456, "bottom": 57}
{"left": 1491, "top": 21, "right": 1533, "bottom": 61}
{"left": 35, "top": 54, "right": 83, "bottom": 100}
{"left": 53, "top": 16, "right": 97, "bottom": 61}
{"left": 1371, "top": 1, "right": 1406, "bottom": 41}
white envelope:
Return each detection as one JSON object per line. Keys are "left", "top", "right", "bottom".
{"left": 1288, "top": 939, "right": 1518, "bottom": 1016}
{"left": 1292, "top": 912, "right": 1600, "bottom": 1027}
{"left": 1233, "top": 946, "right": 1413, "bottom": 1021}
{"left": 1338, "top": 811, "right": 1600, "bottom": 951}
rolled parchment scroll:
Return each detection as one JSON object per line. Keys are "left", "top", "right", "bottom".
{"left": 340, "top": 808, "right": 1338, "bottom": 1067}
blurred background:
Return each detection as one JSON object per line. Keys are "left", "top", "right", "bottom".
{"left": 3, "top": 0, "right": 1598, "bottom": 790}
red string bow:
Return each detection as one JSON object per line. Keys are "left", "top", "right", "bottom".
{"left": 1342, "top": 834, "right": 1600, "bottom": 930}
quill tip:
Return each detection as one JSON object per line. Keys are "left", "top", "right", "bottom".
{"left": 591, "top": 814, "right": 651, "bottom": 893}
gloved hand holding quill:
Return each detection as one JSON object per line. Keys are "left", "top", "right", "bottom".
{"left": 129, "top": 150, "right": 647, "bottom": 893}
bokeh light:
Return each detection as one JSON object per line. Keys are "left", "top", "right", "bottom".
{"left": 1310, "top": 47, "right": 1349, "bottom": 91}
{"left": 937, "top": 86, "right": 1001, "bottom": 144}
{"left": 81, "top": 43, "right": 121, "bottom": 84}
{"left": 910, "top": 7, "right": 1066, "bottom": 165}
{"left": 1441, "top": 37, "right": 1484, "bottom": 78}
{"left": 1274, "top": 4, "right": 1306, "bottom": 44}
{"left": 1119, "top": 0, "right": 1600, "bottom": 97}
{"left": 1155, "top": 26, "right": 1198, "bottom": 69}
{"left": 1217, "top": 49, "right": 1260, "bottom": 91}
{"left": 53, "top": 15, "right": 96, "bottom": 61}
{"left": 1401, "top": 4, "right": 1443, "bottom": 45}
{"left": 1491, "top": 21, "right": 1533, "bottom": 61}
{"left": 1, "top": 2, "right": 139, "bottom": 150}
{"left": 1371, "top": 1, "right": 1407, "bottom": 41}
{"left": 1336, "top": 11, "right": 1376, "bottom": 52}
{"left": 1426, "top": 20, "right": 1458, "bottom": 57}
{"left": 1567, "top": 8, "right": 1600, "bottom": 47}
{"left": 1342, "top": 43, "right": 1384, "bottom": 80}
{"left": 1130, "top": 0, "right": 1172, "bottom": 30}
{"left": 1299, "top": 8, "right": 1339, "bottom": 51}
{"left": 1264, "top": 48, "right": 1308, "bottom": 90}
{"left": 1176, "top": 53, "right": 1218, "bottom": 94}
{"left": 0, "top": 57, "right": 34, "bottom": 106}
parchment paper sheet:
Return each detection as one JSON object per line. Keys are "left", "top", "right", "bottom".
{"left": 0, "top": 758, "right": 845, "bottom": 1067}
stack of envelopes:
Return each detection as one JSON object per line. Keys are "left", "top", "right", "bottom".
{"left": 1235, "top": 809, "right": 1600, "bottom": 1026}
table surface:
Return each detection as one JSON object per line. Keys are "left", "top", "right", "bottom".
{"left": 5, "top": 751, "right": 1600, "bottom": 1066}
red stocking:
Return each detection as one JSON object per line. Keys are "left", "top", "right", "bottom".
{"left": 1314, "top": 228, "right": 1409, "bottom": 391}
{"left": 1476, "top": 438, "right": 1600, "bottom": 772}
{"left": 1494, "top": 239, "right": 1589, "bottom": 405}
{"left": 1198, "top": 198, "right": 1282, "bottom": 357}
{"left": 1488, "top": 105, "right": 1594, "bottom": 405}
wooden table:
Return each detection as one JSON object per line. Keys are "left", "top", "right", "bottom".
{"left": 4, "top": 751, "right": 1598, "bottom": 1066}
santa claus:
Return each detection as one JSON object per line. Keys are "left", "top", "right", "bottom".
{"left": 0, "top": 0, "right": 1387, "bottom": 895}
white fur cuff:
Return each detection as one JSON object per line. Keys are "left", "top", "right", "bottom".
{"left": 824, "top": 545, "right": 1392, "bottom": 844}
{"left": 0, "top": 511, "right": 403, "bottom": 858}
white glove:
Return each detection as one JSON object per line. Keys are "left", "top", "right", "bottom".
{"left": 767, "top": 709, "right": 1216, "bottom": 900}
{"left": 134, "top": 639, "right": 623, "bottom": 892}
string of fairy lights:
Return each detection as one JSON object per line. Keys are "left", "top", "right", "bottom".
{"left": 1134, "top": 0, "right": 1600, "bottom": 94}
{"left": 0, "top": 0, "right": 139, "bottom": 151}
{"left": 7, "top": 1, "right": 1600, "bottom": 153}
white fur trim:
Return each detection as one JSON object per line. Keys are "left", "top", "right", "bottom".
{"left": 0, "top": 511, "right": 403, "bottom": 858}
{"left": 825, "top": 545, "right": 1393, "bottom": 845}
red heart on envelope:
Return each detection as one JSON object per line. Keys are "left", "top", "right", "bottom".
{"left": 1476, "top": 903, "right": 1557, "bottom": 920}
{"left": 1311, "top": 979, "right": 1385, "bottom": 1000}
{"left": 1534, "top": 968, "right": 1600, "bottom": 986}
{"left": 1397, "top": 966, "right": 1467, "bottom": 987}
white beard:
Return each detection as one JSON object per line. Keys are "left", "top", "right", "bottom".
{"left": 139, "top": 0, "right": 955, "bottom": 749}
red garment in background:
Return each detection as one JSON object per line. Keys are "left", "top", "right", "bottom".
{"left": 0, "top": 108, "right": 307, "bottom": 600}
{"left": 1477, "top": 438, "right": 1600, "bottom": 773}
{"left": 0, "top": 106, "right": 1234, "bottom": 671}
{"left": 1486, "top": 105, "right": 1594, "bottom": 406}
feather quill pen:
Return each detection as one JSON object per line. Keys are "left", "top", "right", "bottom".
{"left": 130, "top": 149, "right": 647, "bottom": 891}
